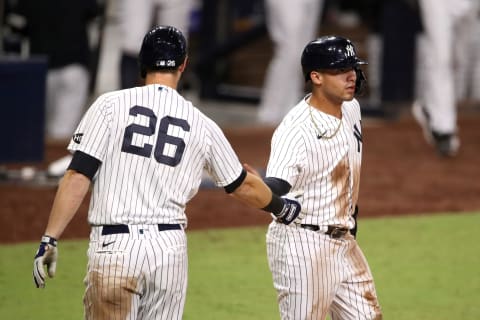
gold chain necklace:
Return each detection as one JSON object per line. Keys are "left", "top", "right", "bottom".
{"left": 308, "top": 104, "right": 342, "bottom": 139}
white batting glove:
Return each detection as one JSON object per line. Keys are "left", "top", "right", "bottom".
{"left": 33, "top": 235, "right": 58, "bottom": 288}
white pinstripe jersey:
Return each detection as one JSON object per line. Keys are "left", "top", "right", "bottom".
{"left": 68, "top": 84, "right": 243, "bottom": 226}
{"left": 266, "top": 94, "right": 363, "bottom": 229}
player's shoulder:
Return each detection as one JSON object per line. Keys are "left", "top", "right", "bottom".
{"left": 280, "top": 98, "right": 309, "bottom": 127}
{"left": 95, "top": 89, "right": 123, "bottom": 101}
{"left": 165, "top": 91, "right": 221, "bottom": 132}
{"left": 343, "top": 97, "right": 361, "bottom": 108}
{"left": 92, "top": 88, "right": 130, "bottom": 106}
{"left": 197, "top": 109, "right": 225, "bottom": 135}
{"left": 274, "top": 99, "right": 309, "bottom": 139}
{"left": 342, "top": 98, "right": 362, "bottom": 118}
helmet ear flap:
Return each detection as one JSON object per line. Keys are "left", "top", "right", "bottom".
{"left": 140, "top": 66, "right": 147, "bottom": 79}
{"left": 354, "top": 67, "right": 367, "bottom": 95}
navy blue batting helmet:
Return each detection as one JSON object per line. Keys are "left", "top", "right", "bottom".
{"left": 138, "top": 25, "right": 187, "bottom": 78}
{"left": 301, "top": 36, "right": 367, "bottom": 93}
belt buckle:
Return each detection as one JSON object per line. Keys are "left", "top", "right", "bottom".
{"left": 328, "top": 226, "right": 348, "bottom": 239}
{"left": 330, "top": 228, "right": 343, "bottom": 239}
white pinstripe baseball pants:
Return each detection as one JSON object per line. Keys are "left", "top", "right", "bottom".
{"left": 84, "top": 225, "right": 187, "bottom": 320}
{"left": 266, "top": 222, "right": 382, "bottom": 320}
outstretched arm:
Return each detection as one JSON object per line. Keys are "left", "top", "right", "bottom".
{"left": 228, "top": 169, "right": 301, "bottom": 225}
{"left": 243, "top": 163, "right": 291, "bottom": 196}
{"left": 230, "top": 170, "right": 272, "bottom": 209}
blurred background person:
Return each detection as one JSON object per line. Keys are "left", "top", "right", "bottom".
{"left": 370, "top": 0, "right": 422, "bottom": 115}
{"left": 6, "top": 0, "right": 102, "bottom": 142}
{"left": 471, "top": 9, "right": 480, "bottom": 103}
{"left": 256, "top": 0, "right": 325, "bottom": 125}
{"left": 118, "top": 0, "right": 194, "bottom": 89}
{"left": 450, "top": 0, "right": 480, "bottom": 105}
{"left": 413, "top": 0, "right": 478, "bottom": 157}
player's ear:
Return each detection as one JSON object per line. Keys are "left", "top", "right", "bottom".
{"left": 178, "top": 56, "right": 188, "bottom": 72}
{"left": 310, "top": 71, "right": 323, "bottom": 85}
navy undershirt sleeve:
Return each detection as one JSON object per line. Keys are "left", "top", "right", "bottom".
{"left": 263, "top": 177, "right": 291, "bottom": 196}
{"left": 67, "top": 151, "right": 101, "bottom": 180}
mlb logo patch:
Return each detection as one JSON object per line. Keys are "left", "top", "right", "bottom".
{"left": 73, "top": 133, "right": 83, "bottom": 144}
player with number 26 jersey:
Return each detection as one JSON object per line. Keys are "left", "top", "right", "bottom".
{"left": 69, "top": 84, "right": 239, "bottom": 227}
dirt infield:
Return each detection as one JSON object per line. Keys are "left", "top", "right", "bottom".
{"left": 1, "top": 111, "right": 479, "bottom": 243}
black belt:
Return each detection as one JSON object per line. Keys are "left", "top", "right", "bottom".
{"left": 101, "top": 224, "right": 181, "bottom": 235}
{"left": 300, "top": 224, "right": 350, "bottom": 239}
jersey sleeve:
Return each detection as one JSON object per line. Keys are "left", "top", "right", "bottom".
{"left": 266, "top": 124, "right": 306, "bottom": 186}
{"left": 203, "top": 118, "right": 243, "bottom": 187}
{"left": 67, "top": 95, "right": 110, "bottom": 162}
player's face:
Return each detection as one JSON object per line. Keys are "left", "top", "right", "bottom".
{"left": 313, "top": 67, "right": 357, "bottom": 102}
{"left": 323, "top": 67, "right": 356, "bottom": 98}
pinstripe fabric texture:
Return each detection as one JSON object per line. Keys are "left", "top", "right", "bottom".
{"left": 266, "top": 95, "right": 382, "bottom": 319}
{"left": 68, "top": 84, "right": 243, "bottom": 226}
{"left": 68, "top": 84, "right": 244, "bottom": 319}
{"left": 85, "top": 226, "right": 187, "bottom": 320}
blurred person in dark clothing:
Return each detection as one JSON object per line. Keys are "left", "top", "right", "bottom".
{"left": 7, "top": 0, "right": 101, "bottom": 141}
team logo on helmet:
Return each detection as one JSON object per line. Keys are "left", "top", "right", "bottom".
{"left": 345, "top": 44, "right": 355, "bottom": 57}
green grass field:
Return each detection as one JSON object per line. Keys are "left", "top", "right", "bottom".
{"left": 1, "top": 212, "right": 479, "bottom": 319}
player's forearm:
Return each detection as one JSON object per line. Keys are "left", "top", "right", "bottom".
{"left": 231, "top": 172, "right": 272, "bottom": 209}
{"left": 231, "top": 172, "right": 301, "bottom": 225}
{"left": 44, "top": 170, "right": 91, "bottom": 239}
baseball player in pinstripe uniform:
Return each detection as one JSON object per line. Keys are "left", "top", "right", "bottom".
{"left": 260, "top": 36, "right": 382, "bottom": 319}
{"left": 32, "top": 26, "right": 301, "bottom": 319}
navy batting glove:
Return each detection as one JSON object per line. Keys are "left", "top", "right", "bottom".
{"left": 273, "top": 198, "right": 302, "bottom": 225}
{"left": 33, "top": 235, "right": 58, "bottom": 288}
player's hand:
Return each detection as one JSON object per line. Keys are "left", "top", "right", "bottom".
{"left": 273, "top": 190, "right": 305, "bottom": 225}
{"left": 273, "top": 197, "right": 302, "bottom": 225}
{"left": 33, "top": 235, "right": 58, "bottom": 288}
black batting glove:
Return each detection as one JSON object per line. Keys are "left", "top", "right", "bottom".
{"left": 263, "top": 190, "right": 304, "bottom": 225}
{"left": 273, "top": 197, "right": 302, "bottom": 225}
